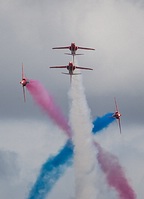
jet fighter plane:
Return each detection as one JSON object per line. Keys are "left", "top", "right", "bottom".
{"left": 52, "top": 42, "right": 95, "bottom": 61}
{"left": 49, "top": 61, "right": 93, "bottom": 82}
{"left": 20, "top": 63, "right": 29, "bottom": 102}
{"left": 112, "top": 97, "right": 122, "bottom": 133}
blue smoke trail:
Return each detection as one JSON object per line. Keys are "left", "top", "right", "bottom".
{"left": 92, "top": 113, "right": 115, "bottom": 134}
{"left": 28, "top": 113, "right": 115, "bottom": 199}
{"left": 28, "top": 140, "right": 73, "bottom": 199}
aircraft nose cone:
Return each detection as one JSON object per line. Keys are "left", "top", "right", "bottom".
{"left": 118, "top": 113, "right": 121, "bottom": 117}
{"left": 20, "top": 79, "right": 27, "bottom": 86}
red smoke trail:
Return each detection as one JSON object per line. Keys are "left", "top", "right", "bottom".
{"left": 26, "top": 80, "right": 72, "bottom": 138}
{"left": 94, "top": 141, "right": 136, "bottom": 199}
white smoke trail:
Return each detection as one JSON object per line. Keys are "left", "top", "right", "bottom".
{"left": 69, "top": 74, "right": 97, "bottom": 199}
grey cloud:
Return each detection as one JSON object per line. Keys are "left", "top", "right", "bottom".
{"left": 0, "top": 150, "right": 20, "bottom": 180}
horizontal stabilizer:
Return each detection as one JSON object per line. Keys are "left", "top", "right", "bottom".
{"left": 73, "top": 73, "right": 81, "bottom": 75}
{"left": 75, "top": 53, "right": 84, "bottom": 55}
{"left": 64, "top": 53, "right": 84, "bottom": 56}
{"left": 62, "top": 72, "right": 70, "bottom": 75}
{"left": 64, "top": 53, "right": 72, "bottom": 55}
{"left": 62, "top": 72, "right": 81, "bottom": 75}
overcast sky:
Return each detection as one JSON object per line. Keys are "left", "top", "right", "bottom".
{"left": 0, "top": 0, "right": 144, "bottom": 198}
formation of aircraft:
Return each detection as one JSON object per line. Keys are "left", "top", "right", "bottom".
{"left": 50, "top": 61, "right": 93, "bottom": 82}
{"left": 20, "top": 63, "right": 29, "bottom": 102}
{"left": 52, "top": 42, "right": 95, "bottom": 61}
{"left": 20, "top": 41, "right": 122, "bottom": 133}
{"left": 112, "top": 97, "right": 122, "bottom": 133}
{"left": 51, "top": 42, "right": 94, "bottom": 81}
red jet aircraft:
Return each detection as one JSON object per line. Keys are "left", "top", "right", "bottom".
{"left": 49, "top": 61, "right": 93, "bottom": 82}
{"left": 112, "top": 97, "right": 122, "bottom": 133}
{"left": 20, "top": 63, "right": 29, "bottom": 102}
{"left": 52, "top": 42, "right": 95, "bottom": 61}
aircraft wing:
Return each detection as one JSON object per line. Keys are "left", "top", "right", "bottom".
{"left": 50, "top": 66, "right": 67, "bottom": 68}
{"left": 76, "top": 66, "right": 93, "bottom": 70}
{"left": 118, "top": 118, "right": 122, "bottom": 134}
{"left": 22, "top": 63, "right": 24, "bottom": 79}
{"left": 114, "top": 97, "right": 119, "bottom": 112}
{"left": 78, "top": 46, "right": 95, "bottom": 50}
{"left": 52, "top": 46, "right": 70, "bottom": 49}
{"left": 23, "top": 86, "right": 26, "bottom": 102}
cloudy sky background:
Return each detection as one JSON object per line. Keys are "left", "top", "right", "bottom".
{"left": 0, "top": 0, "right": 144, "bottom": 198}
